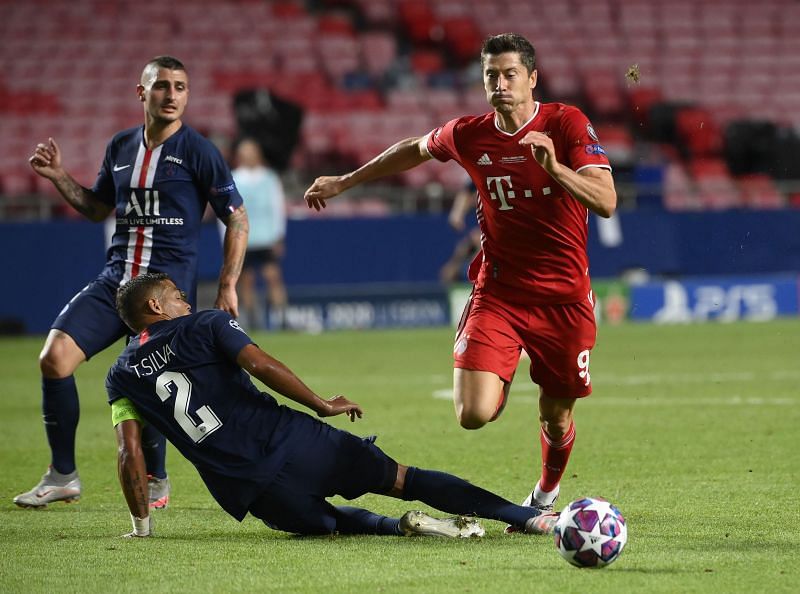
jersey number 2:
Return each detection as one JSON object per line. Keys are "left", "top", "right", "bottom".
{"left": 156, "top": 371, "right": 222, "bottom": 443}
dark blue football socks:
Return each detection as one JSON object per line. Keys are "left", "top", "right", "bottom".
{"left": 402, "top": 466, "right": 537, "bottom": 529}
{"left": 42, "top": 375, "right": 80, "bottom": 475}
{"left": 334, "top": 506, "right": 401, "bottom": 535}
{"left": 141, "top": 424, "right": 168, "bottom": 480}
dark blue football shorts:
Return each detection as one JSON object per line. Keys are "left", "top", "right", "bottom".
{"left": 248, "top": 413, "right": 398, "bottom": 535}
{"left": 51, "top": 276, "right": 130, "bottom": 359}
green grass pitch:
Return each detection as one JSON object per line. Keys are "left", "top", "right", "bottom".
{"left": 1, "top": 320, "right": 799, "bottom": 593}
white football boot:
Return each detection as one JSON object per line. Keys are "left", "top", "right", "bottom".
{"left": 400, "top": 511, "right": 485, "bottom": 538}
{"left": 13, "top": 467, "right": 81, "bottom": 508}
{"left": 523, "top": 512, "right": 560, "bottom": 535}
{"left": 505, "top": 482, "right": 560, "bottom": 534}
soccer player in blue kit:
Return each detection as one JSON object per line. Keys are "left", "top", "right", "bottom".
{"left": 108, "top": 273, "right": 559, "bottom": 538}
{"left": 14, "top": 56, "right": 249, "bottom": 510}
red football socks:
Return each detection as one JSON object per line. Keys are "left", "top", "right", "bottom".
{"left": 539, "top": 422, "right": 575, "bottom": 492}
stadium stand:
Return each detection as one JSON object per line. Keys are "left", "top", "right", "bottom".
{"left": 1, "top": 0, "right": 799, "bottom": 218}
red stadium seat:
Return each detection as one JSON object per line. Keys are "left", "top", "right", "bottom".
{"left": 355, "top": 0, "right": 394, "bottom": 26}
{"left": 0, "top": 0, "right": 795, "bottom": 214}
{"left": 442, "top": 17, "right": 482, "bottom": 65}
{"left": 582, "top": 69, "right": 625, "bottom": 118}
{"left": 318, "top": 35, "right": 361, "bottom": 82}
{"left": 398, "top": 0, "right": 439, "bottom": 45}
{"left": 738, "top": 175, "right": 785, "bottom": 209}
{"left": 689, "top": 158, "right": 741, "bottom": 210}
{"left": 0, "top": 171, "right": 35, "bottom": 197}
{"left": 360, "top": 32, "right": 398, "bottom": 77}
{"left": 663, "top": 162, "right": 701, "bottom": 211}
{"left": 628, "top": 87, "right": 663, "bottom": 129}
{"left": 676, "top": 107, "right": 723, "bottom": 158}
{"left": 270, "top": 1, "right": 308, "bottom": 19}
{"left": 317, "top": 13, "right": 355, "bottom": 37}
{"left": 410, "top": 50, "right": 445, "bottom": 75}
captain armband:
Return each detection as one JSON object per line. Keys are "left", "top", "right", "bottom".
{"left": 111, "top": 397, "right": 145, "bottom": 427}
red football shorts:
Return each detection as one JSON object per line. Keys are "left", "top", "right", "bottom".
{"left": 453, "top": 289, "right": 597, "bottom": 398}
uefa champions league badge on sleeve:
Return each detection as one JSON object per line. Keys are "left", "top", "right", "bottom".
{"left": 586, "top": 124, "right": 599, "bottom": 142}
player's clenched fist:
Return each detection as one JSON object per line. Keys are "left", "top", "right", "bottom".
{"left": 519, "top": 131, "right": 558, "bottom": 173}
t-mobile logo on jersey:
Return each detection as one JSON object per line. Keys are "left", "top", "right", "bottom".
{"left": 487, "top": 176, "right": 515, "bottom": 210}
{"left": 125, "top": 190, "right": 161, "bottom": 217}
{"left": 486, "top": 176, "right": 539, "bottom": 211}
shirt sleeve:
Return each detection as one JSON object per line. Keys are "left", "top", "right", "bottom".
{"left": 91, "top": 140, "right": 116, "bottom": 206}
{"left": 426, "top": 117, "right": 463, "bottom": 163}
{"left": 558, "top": 107, "right": 612, "bottom": 173}
{"left": 209, "top": 311, "right": 255, "bottom": 362}
{"left": 197, "top": 137, "right": 244, "bottom": 219}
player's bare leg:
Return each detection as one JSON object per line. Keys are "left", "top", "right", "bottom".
{"left": 263, "top": 261, "right": 287, "bottom": 330}
{"left": 539, "top": 389, "right": 576, "bottom": 442}
{"left": 39, "top": 329, "right": 86, "bottom": 379}
{"left": 452, "top": 368, "right": 510, "bottom": 429}
{"left": 237, "top": 267, "right": 258, "bottom": 329}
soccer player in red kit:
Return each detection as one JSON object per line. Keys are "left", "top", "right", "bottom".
{"left": 304, "top": 33, "right": 617, "bottom": 521}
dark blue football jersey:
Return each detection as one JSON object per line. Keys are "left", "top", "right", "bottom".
{"left": 93, "top": 124, "right": 243, "bottom": 303}
{"left": 106, "top": 310, "right": 297, "bottom": 519}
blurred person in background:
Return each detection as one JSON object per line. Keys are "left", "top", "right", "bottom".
{"left": 305, "top": 33, "right": 616, "bottom": 526}
{"left": 439, "top": 180, "right": 482, "bottom": 284}
{"left": 109, "top": 273, "right": 557, "bottom": 538}
{"left": 15, "top": 55, "right": 249, "bottom": 510}
{"left": 231, "top": 138, "right": 288, "bottom": 330}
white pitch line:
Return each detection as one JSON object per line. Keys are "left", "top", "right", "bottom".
{"left": 594, "top": 369, "right": 800, "bottom": 385}
{"left": 431, "top": 391, "right": 795, "bottom": 406}
{"left": 435, "top": 370, "right": 799, "bottom": 390}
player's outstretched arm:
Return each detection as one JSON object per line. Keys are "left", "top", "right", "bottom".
{"left": 236, "top": 343, "right": 363, "bottom": 422}
{"left": 215, "top": 205, "right": 249, "bottom": 317}
{"left": 115, "top": 419, "right": 152, "bottom": 537}
{"left": 29, "top": 137, "right": 114, "bottom": 222}
{"left": 304, "top": 135, "right": 432, "bottom": 211}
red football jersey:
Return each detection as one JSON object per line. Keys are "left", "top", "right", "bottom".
{"left": 427, "top": 101, "right": 611, "bottom": 305}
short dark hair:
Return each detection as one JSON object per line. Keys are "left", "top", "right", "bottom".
{"left": 146, "top": 55, "right": 186, "bottom": 73}
{"left": 480, "top": 33, "right": 536, "bottom": 74}
{"left": 140, "top": 56, "right": 187, "bottom": 88}
{"left": 116, "top": 273, "right": 171, "bottom": 331}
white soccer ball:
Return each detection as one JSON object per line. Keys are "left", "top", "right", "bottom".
{"left": 554, "top": 497, "right": 627, "bottom": 568}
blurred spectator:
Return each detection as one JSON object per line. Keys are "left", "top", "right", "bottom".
{"left": 232, "top": 138, "right": 288, "bottom": 330}
{"left": 439, "top": 180, "right": 481, "bottom": 284}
